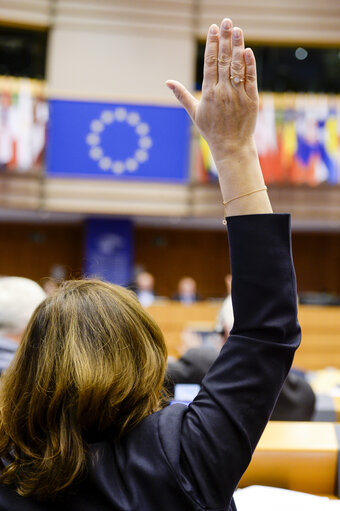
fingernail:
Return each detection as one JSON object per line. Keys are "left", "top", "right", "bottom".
{"left": 244, "top": 48, "right": 253, "bottom": 63}
{"left": 166, "top": 81, "right": 175, "bottom": 91}
{"left": 222, "top": 18, "right": 232, "bottom": 30}
{"left": 233, "top": 28, "right": 241, "bottom": 39}
{"left": 210, "top": 24, "right": 219, "bottom": 35}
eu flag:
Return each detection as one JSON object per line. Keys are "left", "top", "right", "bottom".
{"left": 47, "top": 99, "right": 191, "bottom": 182}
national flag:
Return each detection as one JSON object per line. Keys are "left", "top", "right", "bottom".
{"left": 198, "top": 135, "right": 218, "bottom": 181}
{"left": 47, "top": 99, "right": 191, "bottom": 182}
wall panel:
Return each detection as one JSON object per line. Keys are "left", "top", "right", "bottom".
{"left": 136, "top": 228, "right": 340, "bottom": 298}
{"left": 197, "top": 0, "right": 340, "bottom": 44}
{"left": 292, "top": 232, "right": 340, "bottom": 296}
{"left": 135, "top": 227, "right": 340, "bottom": 298}
{"left": 135, "top": 226, "right": 230, "bottom": 298}
{"left": 0, "top": 220, "right": 339, "bottom": 298}
{"left": 47, "top": 0, "right": 195, "bottom": 99}
{"left": 0, "top": 223, "right": 83, "bottom": 283}
{"left": 0, "top": 0, "right": 50, "bottom": 27}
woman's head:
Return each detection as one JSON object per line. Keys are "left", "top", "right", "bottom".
{"left": 0, "top": 279, "right": 167, "bottom": 498}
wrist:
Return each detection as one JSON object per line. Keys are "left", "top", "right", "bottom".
{"left": 216, "top": 138, "right": 265, "bottom": 199}
{"left": 210, "top": 137, "right": 257, "bottom": 165}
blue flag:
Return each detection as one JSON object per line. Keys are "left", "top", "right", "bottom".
{"left": 47, "top": 99, "right": 191, "bottom": 182}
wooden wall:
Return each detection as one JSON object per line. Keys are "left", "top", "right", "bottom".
{"left": 293, "top": 233, "right": 340, "bottom": 296}
{"left": 135, "top": 227, "right": 230, "bottom": 298}
{"left": 136, "top": 227, "right": 340, "bottom": 298}
{"left": 0, "top": 221, "right": 339, "bottom": 299}
{"left": 0, "top": 223, "right": 83, "bottom": 284}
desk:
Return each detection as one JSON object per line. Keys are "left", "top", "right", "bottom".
{"left": 294, "top": 306, "right": 340, "bottom": 370}
{"left": 147, "top": 303, "right": 340, "bottom": 369}
{"left": 240, "top": 422, "right": 339, "bottom": 496}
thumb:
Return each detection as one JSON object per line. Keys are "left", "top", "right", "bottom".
{"left": 166, "top": 80, "right": 198, "bottom": 120}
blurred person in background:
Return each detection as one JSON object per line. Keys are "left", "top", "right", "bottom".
{"left": 41, "top": 277, "right": 60, "bottom": 296}
{"left": 135, "top": 271, "right": 156, "bottom": 307}
{"left": 0, "top": 277, "right": 46, "bottom": 374}
{"left": 167, "top": 272, "right": 314, "bottom": 420}
{"left": 173, "top": 276, "right": 201, "bottom": 304}
{"left": 166, "top": 333, "right": 315, "bottom": 421}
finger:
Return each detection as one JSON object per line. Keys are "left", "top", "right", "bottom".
{"left": 244, "top": 48, "right": 258, "bottom": 100}
{"left": 166, "top": 80, "right": 198, "bottom": 120}
{"left": 202, "top": 24, "right": 219, "bottom": 93}
{"left": 218, "top": 18, "right": 233, "bottom": 85}
{"left": 230, "top": 27, "right": 246, "bottom": 91}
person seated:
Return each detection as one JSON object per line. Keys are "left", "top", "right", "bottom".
{"left": 135, "top": 271, "right": 156, "bottom": 307}
{"left": 166, "top": 342, "right": 315, "bottom": 421}
{"left": 0, "top": 277, "right": 46, "bottom": 375}
{"left": 0, "top": 20, "right": 301, "bottom": 511}
{"left": 168, "top": 271, "right": 313, "bottom": 420}
{"left": 173, "top": 276, "right": 201, "bottom": 304}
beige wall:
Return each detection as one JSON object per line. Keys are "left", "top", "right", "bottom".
{"left": 197, "top": 0, "right": 340, "bottom": 44}
{"left": 0, "top": 0, "right": 50, "bottom": 26}
{"left": 2, "top": 0, "right": 340, "bottom": 100}
{"left": 47, "top": 27, "right": 194, "bottom": 100}
{"left": 47, "top": 0, "right": 195, "bottom": 99}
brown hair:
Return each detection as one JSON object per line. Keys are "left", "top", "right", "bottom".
{"left": 0, "top": 279, "right": 167, "bottom": 498}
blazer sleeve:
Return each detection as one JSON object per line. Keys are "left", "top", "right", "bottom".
{"left": 159, "top": 214, "right": 301, "bottom": 510}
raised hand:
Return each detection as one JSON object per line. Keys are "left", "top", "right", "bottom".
{"left": 167, "top": 18, "right": 272, "bottom": 217}
{"left": 166, "top": 19, "right": 258, "bottom": 163}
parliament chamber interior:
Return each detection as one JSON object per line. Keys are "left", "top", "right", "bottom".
{"left": 0, "top": 1, "right": 339, "bottom": 509}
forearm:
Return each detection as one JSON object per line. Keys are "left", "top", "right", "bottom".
{"left": 212, "top": 138, "right": 273, "bottom": 217}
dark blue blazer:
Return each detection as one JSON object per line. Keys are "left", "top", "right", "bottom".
{"left": 0, "top": 214, "right": 301, "bottom": 510}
